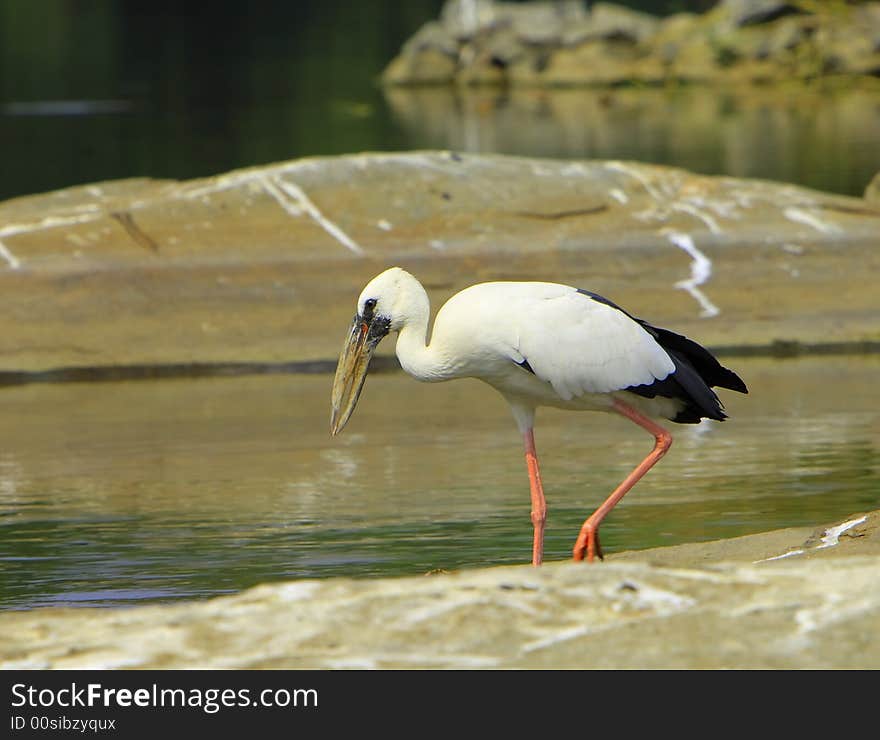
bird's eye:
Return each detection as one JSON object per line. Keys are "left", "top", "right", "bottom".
{"left": 361, "top": 297, "right": 378, "bottom": 321}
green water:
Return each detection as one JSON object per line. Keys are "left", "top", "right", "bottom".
{"left": 1, "top": 356, "right": 877, "bottom": 610}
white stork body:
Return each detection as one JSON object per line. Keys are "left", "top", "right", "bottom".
{"left": 416, "top": 281, "right": 684, "bottom": 421}
{"left": 331, "top": 267, "right": 747, "bottom": 565}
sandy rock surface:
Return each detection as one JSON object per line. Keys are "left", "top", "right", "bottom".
{"left": 1, "top": 152, "right": 877, "bottom": 377}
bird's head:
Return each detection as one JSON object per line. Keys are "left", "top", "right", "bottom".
{"left": 330, "top": 267, "right": 419, "bottom": 436}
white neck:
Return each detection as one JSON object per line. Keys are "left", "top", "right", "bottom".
{"left": 392, "top": 281, "right": 451, "bottom": 382}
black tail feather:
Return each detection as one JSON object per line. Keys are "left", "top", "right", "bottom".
{"left": 640, "top": 323, "right": 749, "bottom": 395}
{"left": 627, "top": 321, "right": 748, "bottom": 424}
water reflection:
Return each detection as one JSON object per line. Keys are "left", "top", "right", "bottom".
{"left": 0, "top": 356, "right": 878, "bottom": 610}
{"left": 385, "top": 84, "right": 880, "bottom": 196}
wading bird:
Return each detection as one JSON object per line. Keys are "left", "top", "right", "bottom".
{"left": 330, "top": 267, "right": 747, "bottom": 565}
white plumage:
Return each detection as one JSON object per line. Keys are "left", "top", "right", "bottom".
{"left": 435, "top": 281, "right": 675, "bottom": 395}
{"left": 331, "top": 267, "right": 747, "bottom": 565}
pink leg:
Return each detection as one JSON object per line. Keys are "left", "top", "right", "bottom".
{"left": 523, "top": 428, "right": 547, "bottom": 566}
{"left": 573, "top": 399, "right": 673, "bottom": 563}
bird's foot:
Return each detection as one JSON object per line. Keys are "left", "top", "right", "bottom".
{"left": 572, "top": 522, "right": 604, "bottom": 563}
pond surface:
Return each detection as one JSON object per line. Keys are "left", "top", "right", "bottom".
{"left": 1, "top": 355, "right": 877, "bottom": 610}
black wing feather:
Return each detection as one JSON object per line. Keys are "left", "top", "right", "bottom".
{"left": 577, "top": 289, "right": 748, "bottom": 424}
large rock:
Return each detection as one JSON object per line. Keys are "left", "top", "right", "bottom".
{"left": 719, "top": 0, "right": 806, "bottom": 29}
{"left": 382, "top": 0, "right": 880, "bottom": 86}
{"left": 440, "top": 0, "right": 588, "bottom": 43}
{"left": 2, "top": 511, "right": 878, "bottom": 669}
{"left": 1, "top": 152, "right": 878, "bottom": 378}
{"left": 382, "top": 22, "right": 459, "bottom": 85}
{"left": 562, "top": 2, "right": 661, "bottom": 46}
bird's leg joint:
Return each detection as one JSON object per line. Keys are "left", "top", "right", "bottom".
{"left": 530, "top": 507, "right": 546, "bottom": 528}
{"left": 655, "top": 428, "right": 673, "bottom": 454}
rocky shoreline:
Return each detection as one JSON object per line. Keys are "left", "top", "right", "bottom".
{"left": 2, "top": 510, "right": 878, "bottom": 669}
{"left": 382, "top": 0, "right": 880, "bottom": 87}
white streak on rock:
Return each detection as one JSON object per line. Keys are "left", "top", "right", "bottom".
{"left": 686, "top": 195, "right": 740, "bottom": 220}
{"left": 817, "top": 516, "right": 867, "bottom": 549}
{"left": 259, "top": 175, "right": 305, "bottom": 218}
{"left": 181, "top": 170, "right": 265, "bottom": 199}
{"left": 755, "top": 549, "right": 805, "bottom": 563}
{"left": 0, "top": 212, "right": 103, "bottom": 238}
{"left": 784, "top": 207, "right": 841, "bottom": 234}
{"left": 608, "top": 188, "right": 628, "bottom": 204}
{"left": 522, "top": 624, "right": 594, "bottom": 653}
{"left": 755, "top": 515, "right": 867, "bottom": 563}
{"left": 0, "top": 239, "right": 21, "bottom": 269}
{"left": 672, "top": 202, "right": 722, "bottom": 234}
{"left": 666, "top": 231, "right": 720, "bottom": 318}
{"left": 263, "top": 175, "right": 365, "bottom": 256}
{"left": 604, "top": 161, "right": 665, "bottom": 201}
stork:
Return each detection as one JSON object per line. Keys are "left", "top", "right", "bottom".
{"left": 330, "top": 267, "right": 748, "bottom": 565}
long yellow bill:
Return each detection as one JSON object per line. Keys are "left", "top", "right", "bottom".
{"left": 330, "top": 315, "right": 377, "bottom": 436}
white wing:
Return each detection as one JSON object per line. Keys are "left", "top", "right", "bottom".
{"left": 513, "top": 288, "right": 675, "bottom": 401}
